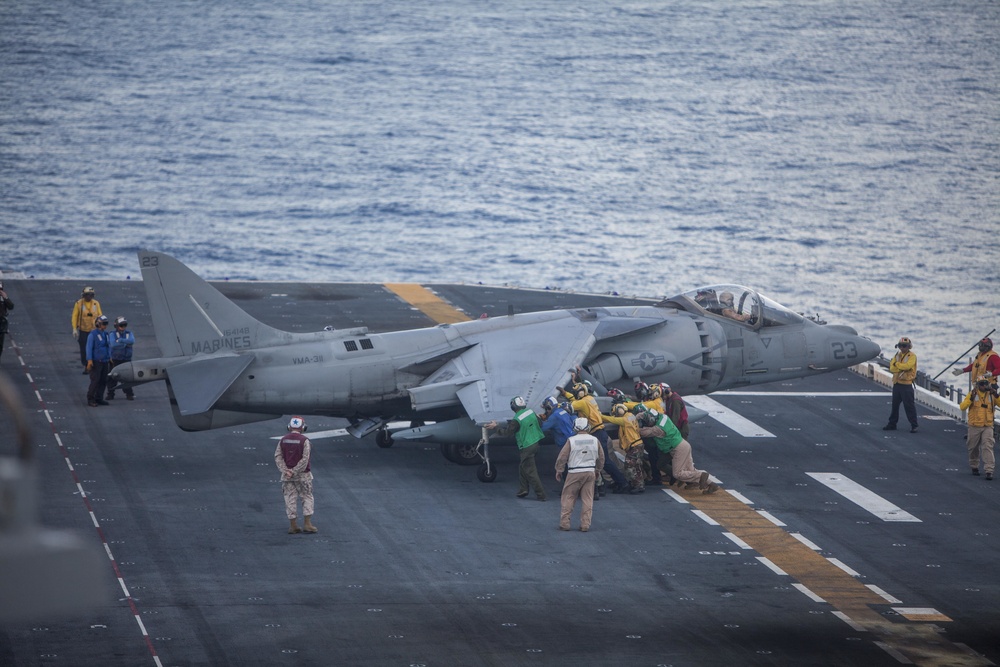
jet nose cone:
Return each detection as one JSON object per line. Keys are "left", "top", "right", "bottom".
{"left": 856, "top": 336, "right": 881, "bottom": 361}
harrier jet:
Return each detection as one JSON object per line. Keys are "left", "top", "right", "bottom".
{"left": 113, "top": 251, "right": 880, "bottom": 481}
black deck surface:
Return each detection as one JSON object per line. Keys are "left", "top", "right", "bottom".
{"left": 0, "top": 278, "right": 996, "bottom": 666}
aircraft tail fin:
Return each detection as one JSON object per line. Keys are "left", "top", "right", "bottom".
{"left": 138, "top": 250, "right": 286, "bottom": 358}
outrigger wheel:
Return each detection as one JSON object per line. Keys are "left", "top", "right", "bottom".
{"left": 477, "top": 462, "right": 497, "bottom": 483}
{"left": 474, "top": 426, "right": 496, "bottom": 482}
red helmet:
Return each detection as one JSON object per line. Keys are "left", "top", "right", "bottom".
{"left": 980, "top": 337, "right": 993, "bottom": 352}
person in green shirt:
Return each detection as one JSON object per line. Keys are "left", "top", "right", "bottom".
{"left": 486, "top": 396, "right": 547, "bottom": 500}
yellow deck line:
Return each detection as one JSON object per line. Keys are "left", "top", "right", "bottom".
{"left": 678, "top": 488, "right": 989, "bottom": 667}
{"left": 384, "top": 284, "right": 472, "bottom": 324}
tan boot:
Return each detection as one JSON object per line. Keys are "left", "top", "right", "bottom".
{"left": 302, "top": 515, "right": 318, "bottom": 533}
{"left": 288, "top": 519, "right": 302, "bottom": 534}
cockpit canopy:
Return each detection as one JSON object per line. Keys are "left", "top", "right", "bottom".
{"left": 659, "top": 285, "right": 805, "bottom": 329}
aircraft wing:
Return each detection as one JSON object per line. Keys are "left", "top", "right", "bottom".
{"left": 410, "top": 314, "right": 604, "bottom": 424}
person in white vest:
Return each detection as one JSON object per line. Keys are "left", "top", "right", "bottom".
{"left": 554, "top": 417, "right": 605, "bottom": 532}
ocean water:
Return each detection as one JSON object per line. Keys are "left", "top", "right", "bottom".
{"left": 1, "top": 0, "right": 998, "bottom": 378}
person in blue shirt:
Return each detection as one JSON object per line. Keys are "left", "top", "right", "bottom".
{"left": 106, "top": 316, "right": 136, "bottom": 401}
{"left": 86, "top": 315, "right": 112, "bottom": 407}
{"left": 540, "top": 396, "right": 575, "bottom": 447}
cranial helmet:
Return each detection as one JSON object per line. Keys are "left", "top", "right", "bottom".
{"left": 82, "top": 286, "right": 95, "bottom": 296}
{"left": 574, "top": 417, "right": 589, "bottom": 432}
{"left": 582, "top": 380, "right": 594, "bottom": 395}
{"left": 611, "top": 404, "right": 628, "bottom": 417}
{"left": 287, "top": 416, "right": 306, "bottom": 431}
{"left": 648, "top": 384, "right": 662, "bottom": 400}
{"left": 607, "top": 388, "right": 626, "bottom": 404}
{"left": 980, "top": 337, "right": 994, "bottom": 352}
{"left": 542, "top": 396, "right": 559, "bottom": 412}
{"left": 637, "top": 411, "right": 656, "bottom": 427}
{"left": 634, "top": 381, "right": 650, "bottom": 401}
{"left": 96, "top": 315, "right": 109, "bottom": 325}
{"left": 114, "top": 316, "right": 128, "bottom": 327}
{"left": 511, "top": 396, "right": 527, "bottom": 411}
{"left": 896, "top": 337, "right": 912, "bottom": 348}
{"left": 631, "top": 403, "right": 648, "bottom": 416}
{"left": 572, "top": 383, "right": 588, "bottom": 399}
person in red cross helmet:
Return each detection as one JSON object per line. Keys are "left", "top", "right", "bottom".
{"left": 952, "top": 337, "right": 1000, "bottom": 392}
{"left": 883, "top": 337, "right": 918, "bottom": 433}
{"left": 275, "top": 416, "right": 318, "bottom": 534}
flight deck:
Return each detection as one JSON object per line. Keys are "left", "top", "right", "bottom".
{"left": 0, "top": 277, "right": 996, "bottom": 666}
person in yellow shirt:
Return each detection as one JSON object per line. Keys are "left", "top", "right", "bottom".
{"left": 883, "top": 337, "right": 919, "bottom": 433}
{"left": 71, "top": 286, "right": 102, "bottom": 373}
{"left": 959, "top": 375, "right": 998, "bottom": 480}
{"left": 602, "top": 403, "right": 644, "bottom": 493}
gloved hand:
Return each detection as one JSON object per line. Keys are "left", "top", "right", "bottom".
{"left": 73, "top": 329, "right": 79, "bottom": 340}
{"left": 951, "top": 368, "right": 963, "bottom": 377}
{"left": 86, "top": 360, "right": 93, "bottom": 372}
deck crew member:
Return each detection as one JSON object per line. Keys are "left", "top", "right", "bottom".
{"left": 0, "top": 281, "right": 12, "bottom": 364}
{"left": 601, "top": 403, "right": 644, "bottom": 493}
{"left": 960, "top": 375, "right": 998, "bottom": 481}
{"left": 661, "top": 383, "right": 690, "bottom": 439}
{"left": 106, "top": 316, "right": 135, "bottom": 400}
{"left": 486, "top": 396, "right": 547, "bottom": 501}
{"left": 883, "top": 337, "right": 919, "bottom": 433}
{"left": 952, "top": 337, "right": 1000, "bottom": 391}
{"left": 72, "top": 286, "right": 102, "bottom": 373}
{"left": 85, "top": 315, "right": 112, "bottom": 407}
{"left": 637, "top": 407, "right": 718, "bottom": 494}
{"left": 275, "top": 416, "right": 318, "bottom": 534}
{"left": 555, "top": 417, "right": 605, "bottom": 532}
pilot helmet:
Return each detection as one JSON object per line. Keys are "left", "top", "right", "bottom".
{"left": 720, "top": 291, "right": 735, "bottom": 306}
{"left": 895, "top": 337, "right": 912, "bottom": 349}
{"left": 980, "top": 337, "right": 994, "bottom": 352}
{"left": 573, "top": 417, "right": 589, "bottom": 432}
{"left": 287, "top": 416, "right": 307, "bottom": 432}
{"left": 611, "top": 404, "right": 629, "bottom": 417}
{"left": 114, "top": 316, "right": 128, "bottom": 328}
{"left": 542, "top": 396, "right": 559, "bottom": 412}
{"left": 510, "top": 395, "right": 527, "bottom": 411}
{"left": 95, "top": 315, "right": 109, "bottom": 326}
{"left": 571, "top": 383, "right": 588, "bottom": 399}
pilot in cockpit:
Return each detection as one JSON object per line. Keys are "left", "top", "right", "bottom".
{"left": 694, "top": 289, "right": 718, "bottom": 311}
{"left": 719, "top": 292, "right": 752, "bottom": 322}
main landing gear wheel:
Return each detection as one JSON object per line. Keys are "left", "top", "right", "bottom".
{"left": 440, "top": 442, "right": 480, "bottom": 465}
{"left": 477, "top": 462, "right": 497, "bottom": 483}
{"left": 375, "top": 428, "right": 394, "bottom": 449}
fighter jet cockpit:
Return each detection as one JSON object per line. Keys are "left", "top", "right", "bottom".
{"left": 659, "top": 285, "right": 805, "bottom": 329}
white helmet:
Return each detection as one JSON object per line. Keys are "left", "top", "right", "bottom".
{"left": 287, "top": 416, "right": 306, "bottom": 431}
{"left": 574, "top": 417, "right": 589, "bottom": 431}
{"left": 510, "top": 396, "right": 527, "bottom": 411}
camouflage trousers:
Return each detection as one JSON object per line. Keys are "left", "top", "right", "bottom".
{"left": 282, "top": 479, "right": 314, "bottom": 520}
{"left": 623, "top": 447, "right": 645, "bottom": 491}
